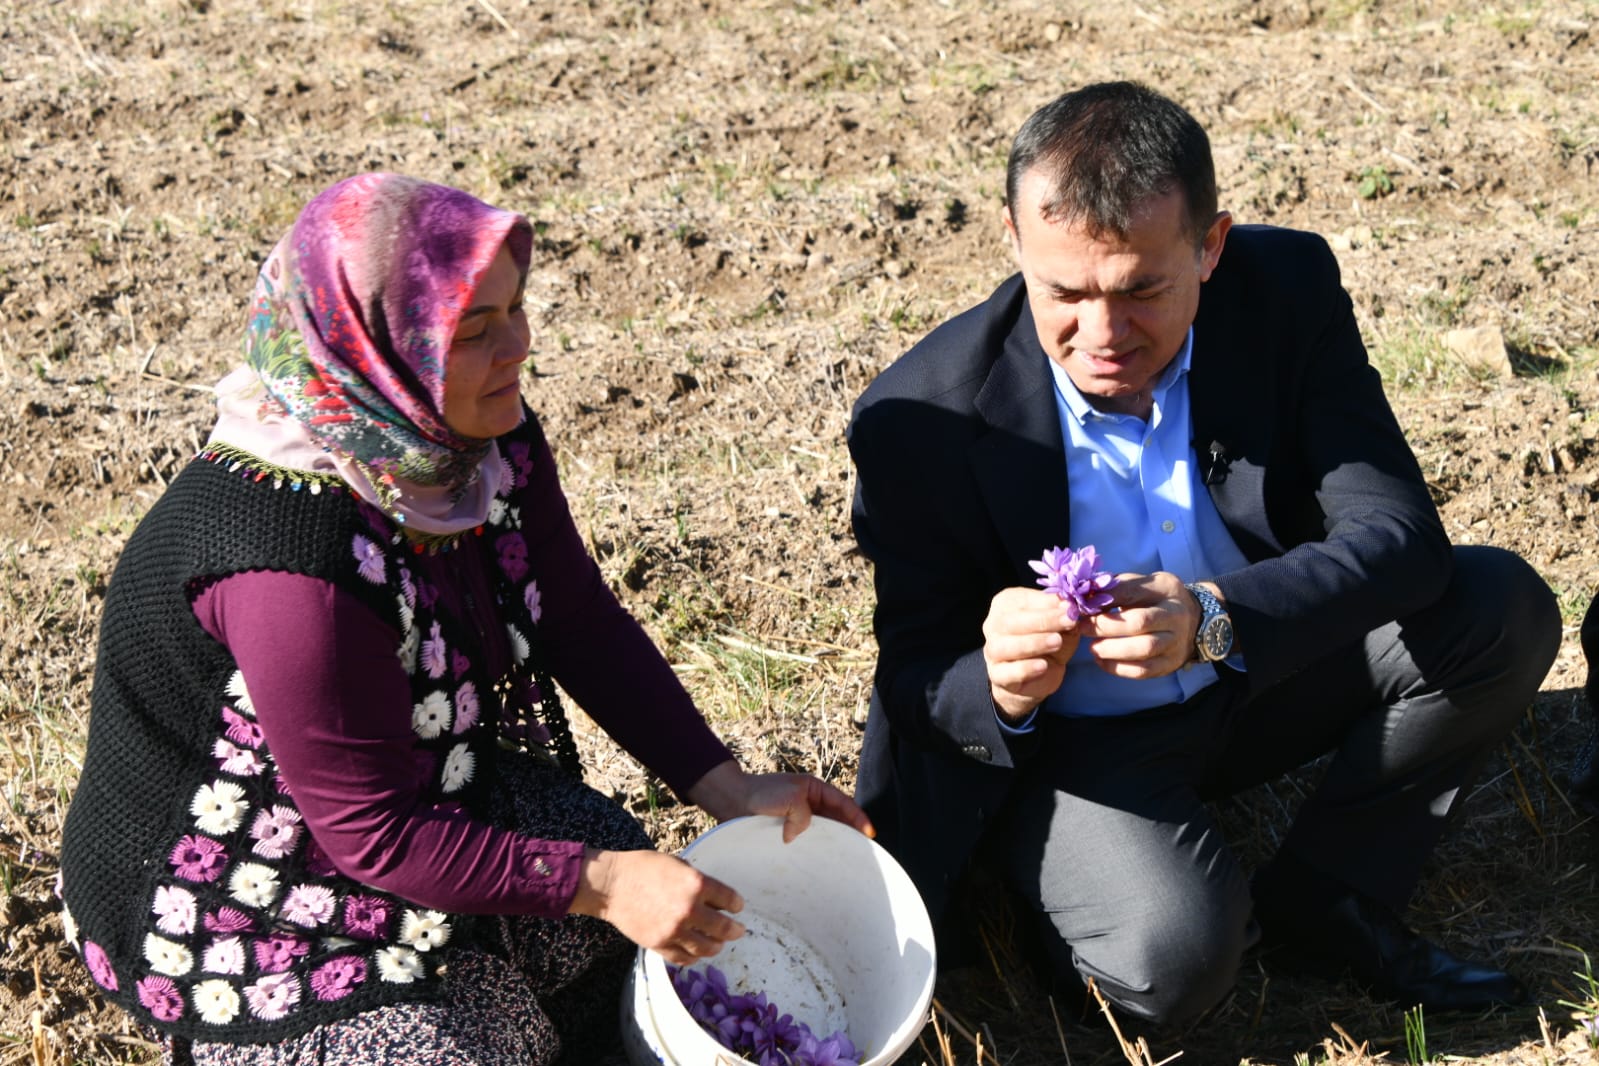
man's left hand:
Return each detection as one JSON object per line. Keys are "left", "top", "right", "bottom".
{"left": 1078, "top": 571, "right": 1199, "bottom": 679}
{"left": 686, "top": 760, "right": 876, "bottom": 843}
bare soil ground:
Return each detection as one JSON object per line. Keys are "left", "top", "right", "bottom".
{"left": 3, "top": 1, "right": 1599, "bottom": 1063}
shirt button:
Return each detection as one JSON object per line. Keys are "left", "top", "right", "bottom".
{"left": 1161, "top": 520, "right": 1176, "bottom": 533}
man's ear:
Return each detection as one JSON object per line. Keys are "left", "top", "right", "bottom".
{"left": 1197, "top": 211, "right": 1232, "bottom": 282}
{"left": 1002, "top": 205, "right": 1022, "bottom": 266}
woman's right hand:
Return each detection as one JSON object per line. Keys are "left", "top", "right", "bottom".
{"left": 567, "top": 847, "right": 745, "bottom": 965}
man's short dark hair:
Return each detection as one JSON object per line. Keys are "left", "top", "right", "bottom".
{"left": 1006, "top": 81, "right": 1217, "bottom": 247}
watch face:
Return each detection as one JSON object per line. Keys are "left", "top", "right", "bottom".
{"left": 1200, "top": 616, "right": 1234, "bottom": 661}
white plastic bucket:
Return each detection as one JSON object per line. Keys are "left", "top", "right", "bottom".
{"left": 620, "top": 814, "right": 937, "bottom": 1066}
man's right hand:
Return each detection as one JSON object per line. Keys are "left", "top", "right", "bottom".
{"left": 982, "top": 587, "right": 1082, "bottom": 722}
{"left": 568, "top": 848, "right": 746, "bottom": 965}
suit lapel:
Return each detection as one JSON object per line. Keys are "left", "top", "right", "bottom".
{"left": 970, "top": 302, "right": 1072, "bottom": 582}
{"left": 1189, "top": 270, "right": 1273, "bottom": 553}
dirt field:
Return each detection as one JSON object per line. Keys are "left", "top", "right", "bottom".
{"left": 3, "top": 0, "right": 1599, "bottom": 1063}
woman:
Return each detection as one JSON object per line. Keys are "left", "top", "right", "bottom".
{"left": 58, "top": 173, "right": 870, "bottom": 1064}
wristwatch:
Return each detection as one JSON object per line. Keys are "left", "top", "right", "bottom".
{"left": 1184, "top": 583, "right": 1234, "bottom": 663}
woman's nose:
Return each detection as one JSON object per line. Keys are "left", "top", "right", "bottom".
{"left": 496, "top": 322, "right": 531, "bottom": 366}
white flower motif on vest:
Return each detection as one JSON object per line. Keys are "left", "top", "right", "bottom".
{"left": 411, "top": 691, "right": 451, "bottom": 739}
{"left": 191, "top": 781, "right": 248, "bottom": 835}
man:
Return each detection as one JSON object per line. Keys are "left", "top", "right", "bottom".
{"left": 847, "top": 81, "right": 1559, "bottom": 1026}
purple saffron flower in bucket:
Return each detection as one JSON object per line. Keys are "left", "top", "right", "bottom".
{"left": 666, "top": 963, "right": 861, "bottom": 1066}
{"left": 1030, "top": 544, "right": 1119, "bottom": 622}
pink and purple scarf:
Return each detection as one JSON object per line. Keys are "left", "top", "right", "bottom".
{"left": 212, "top": 174, "right": 533, "bottom": 532}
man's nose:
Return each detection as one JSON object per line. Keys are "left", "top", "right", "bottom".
{"left": 1074, "top": 298, "right": 1122, "bottom": 351}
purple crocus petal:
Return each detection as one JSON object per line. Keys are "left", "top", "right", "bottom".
{"left": 1031, "top": 544, "right": 1118, "bottom": 619}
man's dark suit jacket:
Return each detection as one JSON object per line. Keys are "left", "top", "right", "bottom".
{"left": 846, "top": 225, "right": 1452, "bottom": 923}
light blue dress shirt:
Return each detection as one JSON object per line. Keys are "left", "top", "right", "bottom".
{"left": 1036, "top": 328, "right": 1251, "bottom": 718}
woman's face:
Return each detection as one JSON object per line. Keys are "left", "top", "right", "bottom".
{"left": 443, "top": 243, "right": 530, "bottom": 440}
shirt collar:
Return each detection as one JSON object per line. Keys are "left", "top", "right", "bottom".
{"left": 1049, "top": 327, "right": 1194, "bottom": 426}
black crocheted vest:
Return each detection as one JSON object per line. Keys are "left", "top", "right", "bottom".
{"left": 59, "top": 418, "right": 577, "bottom": 1042}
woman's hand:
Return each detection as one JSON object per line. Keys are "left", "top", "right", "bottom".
{"left": 567, "top": 847, "right": 745, "bottom": 965}
{"left": 685, "top": 760, "right": 875, "bottom": 843}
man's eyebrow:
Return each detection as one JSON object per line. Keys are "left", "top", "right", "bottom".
{"left": 1045, "top": 275, "right": 1170, "bottom": 296}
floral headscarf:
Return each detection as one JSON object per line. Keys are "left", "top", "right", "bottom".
{"left": 220, "top": 174, "right": 533, "bottom": 525}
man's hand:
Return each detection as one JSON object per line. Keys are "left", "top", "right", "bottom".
{"left": 1079, "top": 571, "right": 1201, "bottom": 679}
{"left": 983, "top": 587, "right": 1082, "bottom": 721}
{"left": 685, "top": 760, "right": 875, "bottom": 842}
{"left": 568, "top": 847, "right": 745, "bottom": 965}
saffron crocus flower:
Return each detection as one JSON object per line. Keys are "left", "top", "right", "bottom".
{"left": 667, "top": 963, "right": 860, "bottom": 1066}
{"left": 1029, "top": 544, "right": 1120, "bottom": 622}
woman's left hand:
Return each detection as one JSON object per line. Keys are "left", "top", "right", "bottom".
{"left": 686, "top": 761, "right": 875, "bottom": 843}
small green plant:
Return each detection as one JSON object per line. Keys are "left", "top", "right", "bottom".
{"left": 1556, "top": 945, "right": 1599, "bottom": 1048}
{"left": 1355, "top": 164, "right": 1394, "bottom": 199}
{"left": 1403, "top": 1003, "right": 1428, "bottom": 1064}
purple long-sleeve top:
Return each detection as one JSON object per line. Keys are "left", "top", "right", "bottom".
{"left": 190, "top": 429, "right": 733, "bottom": 917}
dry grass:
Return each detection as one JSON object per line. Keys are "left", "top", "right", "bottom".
{"left": 5, "top": 0, "right": 1599, "bottom": 1063}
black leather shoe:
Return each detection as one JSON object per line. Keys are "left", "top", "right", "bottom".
{"left": 1259, "top": 889, "right": 1525, "bottom": 1012}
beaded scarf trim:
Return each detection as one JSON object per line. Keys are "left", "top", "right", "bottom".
{"left": 197, "top": 444, "right": 483, "bottom": 555}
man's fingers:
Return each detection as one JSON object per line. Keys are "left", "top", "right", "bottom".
{"left": 987, "top": 656, "right": 1059, "bottom": 690}
{"left": 1090, "top": 633, "right": 1185, "bottom": 676}
{"left": 985, "top": 629, "right": 1065, "bottom": 664}
{"left": 1090, "top": 632, "right": 1169, "bottom": 662}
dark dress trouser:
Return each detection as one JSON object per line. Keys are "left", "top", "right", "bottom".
{"left": 990, "top": 545, "right": 1560, "bottom": 1024}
